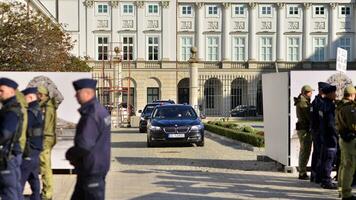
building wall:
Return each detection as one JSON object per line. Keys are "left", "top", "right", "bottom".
{"left": 38, "top": 0, "right": 356, "bottom": 116}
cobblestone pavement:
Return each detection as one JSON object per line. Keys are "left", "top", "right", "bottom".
{"left": 51, "top": 128, "right": 342, "bottom": 200}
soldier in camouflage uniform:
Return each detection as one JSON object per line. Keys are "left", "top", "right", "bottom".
{"left": 294, "top": 85, "right": 313, "bottom": 180}
{"left": 37, "top": 86, "right": 58, "bottom": 200}
{"left": 336, "top": 86, "right": 356, "bottom": 200}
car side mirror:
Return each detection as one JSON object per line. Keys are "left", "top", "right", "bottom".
{"left": 138, "top": 110, "right": 142, "bottom": 113}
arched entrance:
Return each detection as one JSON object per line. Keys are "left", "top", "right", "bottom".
{"left": 231, "top": 78, "right": 248, "bottom": 109}
{"left": 204, "top": 78, "right": 223, "bottom": 116}
{"left": 178, "top": 78, "right": 189, "bottom": 104}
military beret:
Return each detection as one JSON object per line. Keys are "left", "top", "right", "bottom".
{"left": 301, "top": 85, "right": 314, "bottom": 93}
{"left": 318, "top": 82, "right": 330, "bottom": 90}
{"left": 73, "top": 78, "right": 97, "bottom": 91}
{"left": 37, "top": 86, "right": 49, "bottom": 95}
{"left": 322, "top": 85, "right": 337, "bottom": 94}
{"left": 344, "top": 86, "right": 356, "bottom": 95}
{"left": 0, "top": 78, "right": 18, "bottom": 89}
{"left": 21, "top": 87, "right": 38, "bottom": 96}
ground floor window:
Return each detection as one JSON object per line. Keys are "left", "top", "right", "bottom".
{"left": 147, "top": 87, "right": 159, "bottom": 103}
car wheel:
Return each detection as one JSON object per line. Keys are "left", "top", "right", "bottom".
{"left": 196, "top": 138, "right": 204, "bottom": 147}
{"left": 139, "top": 128, "right": 145, "bottom": 133}
{"left": 147, "top": 136, "right": 154, "bottom": 147}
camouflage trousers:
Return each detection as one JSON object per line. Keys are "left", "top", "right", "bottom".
{"left": 297, "top": 130, "right": 312, "bottom": 175}
{"left": 40, "top": 136, "right": 56, "bottom": 200}
{"left": 339, "top": 138, "right": 356, "bottom": 198}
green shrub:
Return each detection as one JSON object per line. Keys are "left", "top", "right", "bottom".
{"left": 256, "top": 131, "right": 265, "bottom": 137}
{"left": 204, "top": 123, "right": 264, "bottom": 147}
{"left": 242, "top": 126, "right": 255, "bottom": 133}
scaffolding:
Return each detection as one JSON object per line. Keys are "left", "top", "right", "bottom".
{"left": 92, "top": 41, "right": 133, "bottom": 128}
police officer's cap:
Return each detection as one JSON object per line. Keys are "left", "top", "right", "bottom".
{"left": 344, "top": 86, "right": 356, "bottom": 95}
{"left": 37, "top": 86, "right": 49, "bottom": 95}
{"left": 21, "top": 87, "right": 38, "bottom": 96}
{"left": 322, "top": 85, "right": 337, "bottom": 94}
{"left": 73, "top": 79, "right": 97, "bottom": 91}
{"left": 318, "top": 82, "right": 329, "bottom": 90}
{"left": 0, "top": 78, "right": 18, "bottom": 89}
{"left": 301, "top": 85, "right": 314, "bottom": 93}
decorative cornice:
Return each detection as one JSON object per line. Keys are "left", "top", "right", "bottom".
{"left": 222, "top": 3, "right": 231, "bottom": 9}
{"left": 303, "top": 3, "right": 312, "bottom": 9}
{"left": 109, "top": 1, "right": 119, "bottom": 8}
{"left": 277, "top": 3, "right": 285, "bottom": 9}
{"left": 248, "top": 3, "right": 257, "bottom": 9}
{"left": 134, "top": 1, "right": 145, "bottom": 8}
{"left": 330, "top": 3, "right": 338, "bottom": 9}
{"left": 83, "top": 0, "right": 94, "bottom": 8}
{"left": 195, "top": 2, "right": 204, "bottom": 8}
{"left": 160, "top": 1, "right": 170, "bottom": 8}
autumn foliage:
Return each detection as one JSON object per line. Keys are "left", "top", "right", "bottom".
{"left": 0, "top": 2, "right": 90, "bottom": 72}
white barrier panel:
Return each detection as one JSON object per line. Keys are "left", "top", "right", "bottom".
{"left": 0, "top": 72, "right": 91, "bottom": 123}
{"left": 263, "top": 72, "right": 290, "bottom": 166}
{"left": 264, "top": 71, "right": 356, "bottom": 167}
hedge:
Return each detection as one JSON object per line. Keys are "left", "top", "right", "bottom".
{"left": 204, "top": 123, "right": 265, "bottom": 147}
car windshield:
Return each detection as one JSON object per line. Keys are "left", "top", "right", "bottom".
{"left": 143, "top": 105, "right": 158, "bottom": 116}
{"left": 152, "top": 106, "right": 197, "bottom": 119}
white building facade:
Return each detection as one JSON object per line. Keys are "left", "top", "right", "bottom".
{"left": 37, "top": 0, "right": 356, "bottom": 116}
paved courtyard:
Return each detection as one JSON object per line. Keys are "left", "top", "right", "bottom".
{"left": 50, "top": 128, "right": 341, "bottom": 200}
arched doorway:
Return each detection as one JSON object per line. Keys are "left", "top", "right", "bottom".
{"left": 231, "top": 78, "right": 248, "bottom": 110}
{"left": 178, "top": 78, "right": 189, "bottom": 104}
{"left": 204, "top": 78, "right": 223, "bottom": 116}
{"left": 146, "top": 77, "right": 161, "bottom": 103}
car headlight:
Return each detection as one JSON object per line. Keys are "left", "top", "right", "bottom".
{"left": 191, "top": 124, "right": 204, "bottom": 131}
{"left": 149, "top": 125, "right": 161, "bottom": 131}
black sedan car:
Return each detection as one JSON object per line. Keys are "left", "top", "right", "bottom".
{"left": 138, "top": 103, "right": 160, "bottom": 133}
{"left": 138, "top": 101, "right": 175, "bottom": 133}
{"left": 146, "top": 104, "right": 204, "bottom": 147}
{"left": 230, "top": 105, "right": 257, "bottom": 117}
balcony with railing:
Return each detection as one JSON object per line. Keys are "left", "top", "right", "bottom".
{"left": 230, "top": 62, "right": 248, "bottom": 69}
{"left": 145, "top": 61, "right": 161, "bottom": 69}
{"left": 122, "top": 61, "right": 136, "bottom": 69}
{"left": 204, "top": 62, "right": 222, "bottom": 69}
{"left": 255, "top": 62, "right": 275, "bottom": 69}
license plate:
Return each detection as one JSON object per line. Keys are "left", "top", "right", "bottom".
{"left": 168, "top": 134, "right": 185, "bottom": 138}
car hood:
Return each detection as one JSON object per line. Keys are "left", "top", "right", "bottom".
{"left": 151, "top": 119, "right": 200, "bottom": 127}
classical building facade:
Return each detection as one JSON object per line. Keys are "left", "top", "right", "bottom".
{"left": 37, "top": 0, "right": 356, "bottom": 116}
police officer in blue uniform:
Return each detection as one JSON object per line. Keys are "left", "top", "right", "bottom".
{"left": 319, "top": 84, "right": 338, "bottom": 189}
{"left": 66, "top": 78, "right": 111, "bottom": 200}
{"left": 0, "top": 78, "right": 24, "bottom": 200}
{"left": 20, "top": 87, "right": 43, "bottom": 200}
{"left": 310, "top": 82, "right": 329, "bottom": 183}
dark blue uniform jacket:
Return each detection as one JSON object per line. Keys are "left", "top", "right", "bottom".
{"left": 0, "top": 96, "right": 21, "bottom": 156}
{"left": 66, "top": 98, "right": 111, "bottom": 176}
{"left": 320, "top": 98, "right": 338, "bottom": 148}
{"left": 310, "top": 95, "right": 324, "bottom": 133}
{"left": 25, "top": 101, "right": 43, "bottom": 157}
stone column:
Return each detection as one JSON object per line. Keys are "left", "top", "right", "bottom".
{"left": 248, "top": 3, "right": 257, "bottom": 61}
{"left": 135, "top": 1, "right": 145, "bottom": 65}
{"left": 195, "top": 3, "right": 204, "bottom": 61}
{"left": 222, "top": 3, "right": 231, "bottom": 61}
{"left": 303, "top": 3, "right": 312, "bottom": 62}
{"left": 277, "top": 3, "right": 285, "bottom": 61}
{"left": 189, "top": 47, "right": 199, "bottom": 115}
{"left": 329, "top": 3, "right": 338, "bottom": 60}
{"left": 161, "top": 1, "right": 170, "bottom": 61}
{"left": 83, "top": 0, "right": 94, "bottom": 59}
